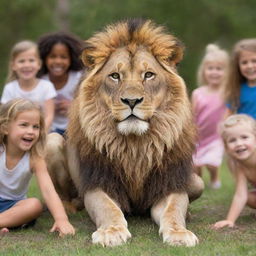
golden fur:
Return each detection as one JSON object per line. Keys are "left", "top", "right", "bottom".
{"left": 46, "top": 19, "right": 204, "bottom": 247}
{"left": 68, "top": 19, "right": 194, "bottom": 200}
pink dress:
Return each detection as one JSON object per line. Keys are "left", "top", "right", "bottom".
{"left": 192, "top": 87, "right": 227, "bottom": 167}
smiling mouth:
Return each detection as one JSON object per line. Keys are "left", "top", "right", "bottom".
{"left": 22, "top": 138, "right": 33, "bottom": 143}
{"left": 236, "top": 148, "right": 246, "bottom": 154}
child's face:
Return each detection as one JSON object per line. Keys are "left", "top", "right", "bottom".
{"left": 203, "top": 61, "right": 225, "bottom": 87}
{"left": 239, "top": 50, "right": 256, "bottom": 86}
{"left": 6, "top": 110, "right": 40, "bottom": 154}
{"left": 45, "top": 43, "right": 71, "bottom": 78}
{"left": 12, "top": 48, "right": 41, "bottom": 81}
{"left": 225, "top": 123, "right": 256, "bottom": 161}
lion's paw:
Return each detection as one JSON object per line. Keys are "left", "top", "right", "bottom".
{"left": 92, "top": 225, "right": 131, "bottom": 247}
{"left": 160, "top": 228, "right": 198, "bottom": 247}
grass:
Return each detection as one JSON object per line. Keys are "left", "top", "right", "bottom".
{"left": 1, "top": 161, "right": 256, "bottom": 256}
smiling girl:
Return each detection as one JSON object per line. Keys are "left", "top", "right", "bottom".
{"left": 0, "top": 99, "right": 75, "bottom": 236}
{"left": 213, "top": 114, "right": 256, "bottom": 229}
{"left": 38, "top": 32, "right": 84, "bottom": 136}
{"left": 1, "top": 41, "right": 57, "bottom": 132}
{"left": 225, "top": 38, "right": 256, "bottom": 118}
{"left": 192, "top": 44, "right": 229, "bottom": 189}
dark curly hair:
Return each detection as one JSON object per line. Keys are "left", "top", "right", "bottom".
{"left": 37, "top": 31, "right": 84, "bottom": 76}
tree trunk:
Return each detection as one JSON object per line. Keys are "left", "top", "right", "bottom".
{"left": 55, "top": 0, "right": 70, "bottom": 31}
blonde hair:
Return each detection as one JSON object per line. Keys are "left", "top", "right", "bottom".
{"left": 220, "top": 114, "right": 256, "bottom": 146}
{"left": 197, "top": 44, "right": 229, "bottom": 87}
{"left": 0, "top": 98, "right": 46, "bottom": 157}
{"left": 6, "top": 40, "right": 40, "bottom": 83}
{"left": 225, "top": 38, "right": 256, "bottom": 112}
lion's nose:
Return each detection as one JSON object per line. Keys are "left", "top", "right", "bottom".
{"left": 121, "top": 97, "right": 144, "bottom": 109}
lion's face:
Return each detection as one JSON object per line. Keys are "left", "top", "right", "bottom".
{"left": 94, "top": 48, "right": 174, "bottom": 136}
{"left": 71, "top": 19, "right": 193, "bottom": 155}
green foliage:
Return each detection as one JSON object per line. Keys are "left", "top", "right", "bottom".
{"left": 0, "top": 0, "right": 56, "bottom": 87}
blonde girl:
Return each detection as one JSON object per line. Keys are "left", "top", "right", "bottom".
{"left": 0, "top": 99, "right": 75, "bottom": 236}
{"left": 225, "top": 38, "right": 256, "bottom": 118}
{"left": 213, "top": 114, "right": 256, "bottom": 229}
{"left": 192, "top": 44, "right": 229, "bottom": 189}
{"left": 1, "top": 40, "right": 57, "bottom": 132}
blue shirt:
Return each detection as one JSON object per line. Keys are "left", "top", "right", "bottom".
{"left": 227, "top": 83, "right": 256, "bottom": 119}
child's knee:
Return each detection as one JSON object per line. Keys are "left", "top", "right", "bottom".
{"left": 29, "top": 198, "right": 43, "bottom": 214}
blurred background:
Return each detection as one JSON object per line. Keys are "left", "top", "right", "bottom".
{"left": 1, "top": 0, "right": 256, "bottom": 93}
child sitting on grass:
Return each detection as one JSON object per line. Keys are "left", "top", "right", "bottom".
{"left": 0, "top": 98, "right": 75, "bottom": 236}
{"left": 213, "top": 114, "right": 256, "bottom": 229}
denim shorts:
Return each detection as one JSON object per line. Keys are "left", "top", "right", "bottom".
{"left": 0, "top": 197, "right": 37, "bottom": 229}
{"left": 0, "top": 197, "right": 20, "bottom": 213}
{"left": 53, "top": 128, "right": 66, "bottom": 136}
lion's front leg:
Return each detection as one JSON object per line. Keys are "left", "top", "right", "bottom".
{"left": 84, "top": 189, "right": 131, "bottom": 247}
{"left": 46, "top": 133, "right": 82, "bottom": 213}
{"left": 151, "top": 192, "right": 198, "bottom": 247}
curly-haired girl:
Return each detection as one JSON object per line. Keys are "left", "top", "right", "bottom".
{"left": 38, "top": 32, "right": 84, "bottom": 135}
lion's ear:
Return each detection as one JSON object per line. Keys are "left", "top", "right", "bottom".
{"left": 167, "top": 40, "right": 184, "bottom": 67}
{"left": 81, "top": 45, "right": 108, "bottom": 71}
{"left": 81, "top": 46, "right": 96, "bottom": 69}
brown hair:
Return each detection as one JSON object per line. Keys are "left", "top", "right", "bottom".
{"left": 225, "top": 38, "right": 256, "bottom": 112}
{"left": 0, "top": 98, "right": 46, "bottom": 157}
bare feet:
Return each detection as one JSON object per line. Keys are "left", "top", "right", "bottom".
{"left": 209, "top": 180, "right": 221, "bottom": 189}
{"left": 0, "top": 228, "right": 9, "bottom": 235}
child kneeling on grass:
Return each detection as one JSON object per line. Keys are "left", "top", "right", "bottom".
{"left": 0, "top": 98, "right": 75, "bottom": 236}
{"left": 213, "top": 114, "right": 256, "bottom": 229}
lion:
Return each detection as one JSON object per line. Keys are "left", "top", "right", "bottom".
{"left": 46, "top": 18, "right": 204, "bottom": 247}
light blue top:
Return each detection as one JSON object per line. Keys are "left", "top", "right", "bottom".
{"left": 0, "top": 146, "right": 31, "bottom": 200}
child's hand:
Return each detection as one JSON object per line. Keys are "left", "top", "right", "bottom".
{"left": 211, "top": 220, "right": 234, "bottom": 230}
{"left": 50, "top": 219, "right": 75, "bottom": 237}
{"left": 56, "top": 99, "right": 71, "bottom": 115}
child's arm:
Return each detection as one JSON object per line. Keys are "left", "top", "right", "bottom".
{"left": 32, "top": 157, "right": 75, "bottom": 237}
{"left": 213, "top": 168, "right": 248, "bottom": 229}
{"left": 44, "top": 99, "right": 55, "bottom": 132}
{"left": 190, "top": 90, "right": 197, "bottom": 112}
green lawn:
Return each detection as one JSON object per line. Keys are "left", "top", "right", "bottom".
{"left": 1, "top": 162, "right": 256, "bottom": 256}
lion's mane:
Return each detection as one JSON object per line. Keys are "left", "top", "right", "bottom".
{"left": 67, "top": 19, "right": 195, "bottom": 214}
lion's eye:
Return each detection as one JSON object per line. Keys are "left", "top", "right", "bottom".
{"left": 109, "top": 72, "right": 120, "bottom": 81}
{"left": 144, "top": 72, "right": 155, "bottom": 80}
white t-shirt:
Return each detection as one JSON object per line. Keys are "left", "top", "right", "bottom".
{"left": 0, "top": 146, "right": 32, "bottom": 200}
{"left": 1, "top": 79, "right": 57, "bottom": 107}
{"left": 42, "top": 71, "right": 82, "bottom": 131}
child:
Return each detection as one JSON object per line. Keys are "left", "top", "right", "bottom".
{"left": 1, "top": 40, "right": 57, "bottom": 132}
{"left": 192, "top": 44, "right": 229, "bottom": 189}
{"left": 37, "top": 32, "right": 84, "bottom": 136}
{"left": 213, "top": 114, "right": 256, "bottom": 229}
{"left": 225, "top": 38, "right": 256, "bottom": 119}
{"left": 0, "top": 98, "right": 75, "bottom": 236}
